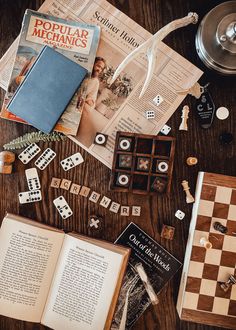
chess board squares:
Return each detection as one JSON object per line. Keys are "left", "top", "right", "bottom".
{"left": 208, "top": 233, "right": 224, "bottom": 249}
{"left": 231, "top": 285, "right": 236, "bottom": 300}
{"left": 193, "top": 230, "right": 209, "bottom": 247}
{"left": 212, "top": 203, "right": 230, "bottom": 219}
{"left": 118, "top": 154, "right": 132, "bottom": 169}
{"left": 200, "top": 184, "right": 216, "bottom": 201}
{"left": 182, "top": 292, "right": 199, "bottom": 310}
{"left": 217, "top": 266, "right": 236, "bottom": 282}
{"left": 185, "top": 277, "right": 201, "bottom": 294}
{"left": 190, "top": 246, "right": 206, "bottom": 262}
{"left": 205, "top": 248, "right": 222, "bottom": 265}
{"left": 209, "top": 217, "right": 227, "bottom": 234}
{"left": 212, "top": 297, "right": 230, "bottom": 315}
{"left": 230, "top": 190, "right": 236, "bottom": 205}
{"left": 228, "top": 204, "right": 236, "bottom": 220}
{"left": 132, "top": 175, "right": 148, "bottom": 191}
{"left": 215, "top": 281, "right": 232, "bottom": 299}
{"left": 136, "top": 157, "right": 151, "bottom": 172}
{"left": 220, "top": 251, "right": 236, "bottom": 268}
{"left": 222, "top": 235, "right": 236, "bottom": 251}
{"left": 195, "top": 215, "right": 212, "bottom": 232}
{"left": 215, "top": 186, "right": 232, "bottom": 204}
{"left": 228, "top": 300, "right": 236, "bottom": 316}
{"left": 202, "top": 264, "right": 219, "bottom": 281}
{"left": 136, "top": 138, "right": 153, "bottom": 154}
{"left": 197, "top": 294, "right": 214, "bottom": 312}
{"left": 198, "top": 200, "right": 214, "bottom": 217}
{"left": 188, "top": 261, "right": 204, "bottom": 278}
{"left": 200, "top": 279, "right": 217, "bottom": 296}
{"left": 227, "top": 220, "right": 236, "bottom": 236}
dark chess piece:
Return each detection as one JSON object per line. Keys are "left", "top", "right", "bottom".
{"left": 220, "top": 275, "right": 236, "bottom": 292}
{"left": 213, "top": 221, "right": 228, "bottom": 234}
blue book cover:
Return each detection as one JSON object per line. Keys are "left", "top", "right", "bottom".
{"left": 8, "top": 46, "right": 87, "bottom": 133}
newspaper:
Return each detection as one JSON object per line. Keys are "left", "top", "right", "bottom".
{"left": 0, "top": 0, "right": 203, "bottom": 168}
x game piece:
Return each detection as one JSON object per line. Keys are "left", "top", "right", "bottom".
{"left": 216, "top": 106, "right": 229, "bottom": 120}
{"left": 53, "top": 196, "right": 73, "bottom": 219}
{"left": 181, "top": 180, "right": 194, "bottom": 203}
{"left": 18, "top": 190, "right": 42, "bottom": 204}
{"left": 175, "top": 210, "right": 185, "bottom": 220}
{"left": 179, "top": 105, "right": 189, "bottom": 131}
{"left": 88, "top": 215, "right": 103, "bottom": 229}
{"left": 79, "top": 186, "right": 91, "bottom": 197}
{"left": 60, "top": 152, "right": 84, "bottom": 171}
{"left": 60, "top": 179, "right": 72, "bottom": 190}
{"left": 137, "top": 157, "right": 150, "bottom": 171}
{"left": 100, "top": 196, "right": 111, "bottom": 208}
{"left": 118, "top": 137, "right": 132, "bottom": 151}
{"left": 89, "top": 191, "right": 100, "bottom": 203}
{"left": 213, "top": 221, "right": 228, "bottom": 234}
{"left": 109, "top": 202, "right": 120, "bottom": 213}
{"left": 151, "top": 177, "right": 167, "bottom": 193}
{"left": 145, "top": 110, "right": 155, "bottom": 119}
{"left": 116, "top": 173, "right": 130, "bottom": 187}
{"left": 51, "top": 178, "right": 61, "bottom": 188}
{"left": 94, "top": 133, "right": 108, "bottom": 146}
{"left": 160, "top": 124, "right": 171, "bottom": 135}
{"left": 70, "top": 183, "right": 81, "bottom": 195}
{"left": 200, "top": 237, "right": 212, "bottom": 250}
{"left": 35, "top": 148, "right": 56, "bottom": 170}
{"left": 25, "top": 168, "right": 40, "bottom": 190}
{"left": 156, "top": 160, "right": 169, "bottom": 173}
{"left": 161, "top": 224, "right": 175, "bottom": 240}
{"left": 220, "top": 274, "right": 236, "bottom": 292}
{"left": 153, "top": 94, "right": 163, "bottom": 106}
{"left": 18, "top": 143, "right": 41, "bottom": 164}
{"left": 132, "top": 206, "right": 141, "bottom": 216}
{"left": 186, "top": 157, "right": 198, "bottom": 166}
{"left": 120, "top": 206, "right": 130, "bottom": 216}
{"left": 118, "top": 154, "right": 132, "bottom": 168}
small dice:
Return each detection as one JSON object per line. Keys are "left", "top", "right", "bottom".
{"left": 175, "top": 210, "right": 185, "bottom": 220}
{"left": 145, "top": 110, "right": 155, "bottom": 119}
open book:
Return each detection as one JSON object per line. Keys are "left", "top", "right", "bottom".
{"left": 0, "top": 213, "right": 130, "bottom": 330}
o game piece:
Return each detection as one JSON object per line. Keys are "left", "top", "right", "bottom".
{"left": 118, "top": 138, "right": 131, "bottom": 151}
{"left": 175, "top": 210, "right": 185, "bottom": 220}
{"left": 156, "top": 160, "right": 168, "bottom": 173}
{"left": 161, "top": 224, "right": 175, "bottom": 240}
{"left": 94, "top": 133, "right": 108, "bottom": 146}
{"left": 117, "top": 174, "right": 129, "bottom": 187}
{"left": 216, "top": 106, "right": 229, "bottom": 120}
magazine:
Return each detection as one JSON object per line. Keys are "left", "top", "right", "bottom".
{"left": 0, "top": 0, "right": 203, "bottom": 167}
{"left": 0, "top": 9, "right": 100, "bottom": 135}
{"left": 113, "top": 222, "right": 182, "bottom": 329}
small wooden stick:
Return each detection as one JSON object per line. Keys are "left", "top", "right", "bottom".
{"left": 181, "top": 180, "right": 194, "bottom": 203}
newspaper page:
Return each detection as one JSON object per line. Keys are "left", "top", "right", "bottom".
{"left": 0, "top": 0, "right": 203, "bottom": 168}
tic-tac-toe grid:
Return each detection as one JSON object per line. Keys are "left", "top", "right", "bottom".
{"left": 182, "top": 178, "right": 236, "bottom": 327}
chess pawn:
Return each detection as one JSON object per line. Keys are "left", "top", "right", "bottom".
{"left": 200, "top": 237, "right": 212, "bottom": 250}
{"left": 220, "top": 274, "right": 236, "bottom": 292}
{"left": 213, "top": 221, "right": 228, "bottom": 234}
{"left": 181, "top": 180, "right": 195, "bottom": 203}
{"left": 179, "top": 105, "right": 189, "bottom": 131}
{"left": 186, "top": 157, "right": 198, "bottom": 166}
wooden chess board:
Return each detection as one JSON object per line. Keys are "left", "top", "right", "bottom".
{"left": 177, "top": 172, "right": 236, "bottom": 329}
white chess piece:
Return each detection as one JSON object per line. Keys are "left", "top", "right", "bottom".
{"left": 200, "top": 237, "right": 212, "bottom": 250}
{"left": 179, "top": 105, "right": 190, "bottom": 131}
{"left": 181, "top": 180, "right": 195, "bottom": 203}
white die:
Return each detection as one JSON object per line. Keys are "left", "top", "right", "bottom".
{"left": 175, "top": 210, "right": 185, "bottom": 220}
{"left": 160, "top": 124, "right": 171, "bottom": 135}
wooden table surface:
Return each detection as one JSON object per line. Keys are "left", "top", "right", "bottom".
{"left": 0, "top": 1, "right": 235, "bottom": 329}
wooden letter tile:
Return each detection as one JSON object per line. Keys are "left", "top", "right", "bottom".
{"left": 79, "top": 186, "right": 91, "bottom": 197}
{"left": 60, "top": 179, "right": 72, "bottom": 190}
{"left": 51, "top": 177, "right": 61, "bottom": 188}
{"left": 109, "top": 202, "right": 120, "bottom": 213}
{"left": 132, "top": 206, "right": 141, "bottom": 216}
{"left": 120, "top": 206, "right": 130, "bottom": 216}
{"left": 70, "top": 183, "right": 81, "bottom": 195}
{"left": 89, "top": 191, "right": 100, "bottom": 203}
{"left": 100, "top": 196, "right": 111, "bottom": 208}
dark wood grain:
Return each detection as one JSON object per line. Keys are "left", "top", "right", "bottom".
{"left": 0, "top": 1, "right": 235, "bottom": 330}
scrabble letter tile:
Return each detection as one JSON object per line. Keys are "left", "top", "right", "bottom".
{"left": 120, "top": 206, "right": 130, "bottom": 216}
{"left": 79, "top": 186, "right": 91, "bottom": 197}
{"left": 132, "top": 206, "right": 141, "bottom": 216}
{"left": 70, "top": 183, "right": 81, "bottom": 195}
{"left": 89, "top": 191, "right": 100, "bottom": 203}
{"left": 100, "top": 196, "right": 111, "bottom": 208}
{"left": 51, "top": 177, "right": 61, "bottom": 188}
{"left": 60, "top": 179, "right": 72, "bottom": 190}
{"left": 109, "top": 202, "right": 120, "bottom": 214}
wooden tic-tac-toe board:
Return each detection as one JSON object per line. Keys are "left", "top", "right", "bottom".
{"left": 110, "top": 131, "right": 175, "bottom": 195}
{"left": 177, "top": 172, "right": 236, "bottom": 329}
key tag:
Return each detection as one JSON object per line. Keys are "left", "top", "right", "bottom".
{"left": 195, "top": 83, "right": 216, "bottom": 129}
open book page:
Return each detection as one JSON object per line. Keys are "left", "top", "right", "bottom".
{"left": 41, "top": 234, "right": 125, "bottom": 330}
{"left": 0, "top": 214, "right": 64, "bottom": 322}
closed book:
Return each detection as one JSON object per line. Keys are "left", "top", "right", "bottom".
{"left": 8, "top": 46, "right": 87, "bottom": 133}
